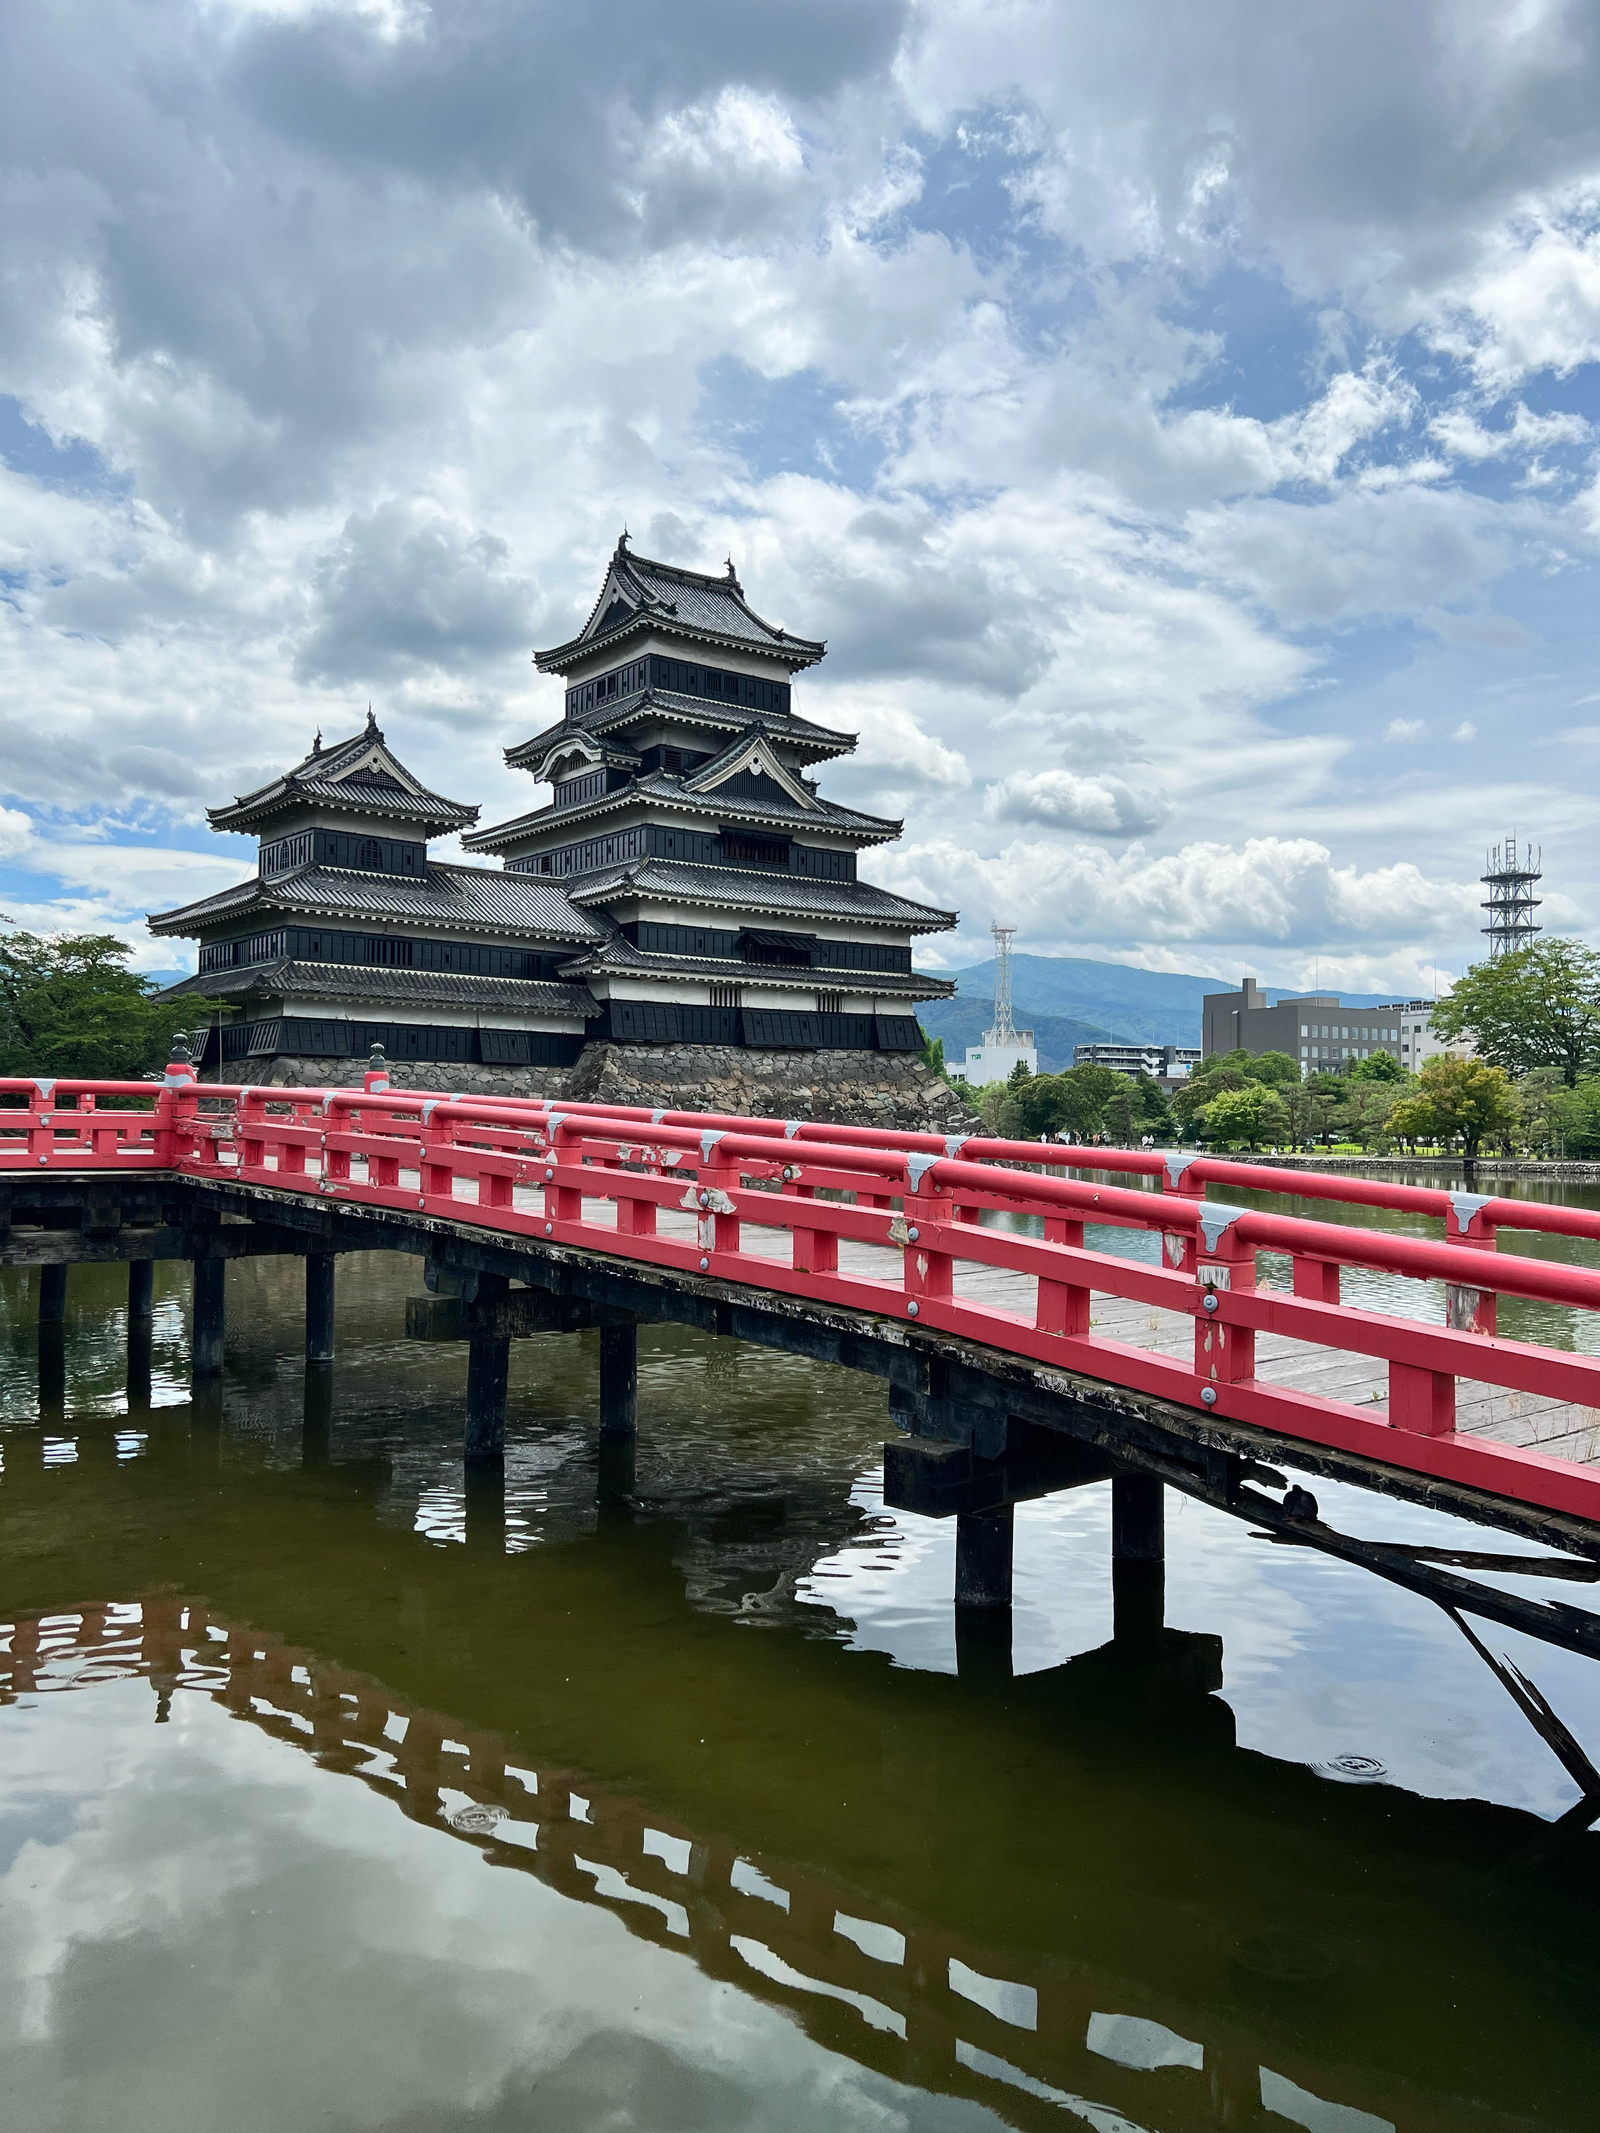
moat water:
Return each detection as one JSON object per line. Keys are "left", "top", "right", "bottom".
{"left": 3, "top": 1169, "right": 1600, "bottom": 2131}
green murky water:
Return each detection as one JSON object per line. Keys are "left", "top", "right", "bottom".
{"left": 3, "top": 1203, "right": 1600, "bottom": 2132}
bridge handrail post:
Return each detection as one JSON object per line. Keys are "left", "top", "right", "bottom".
{"left": 548, "top": 1116, "right": 583, "bottom": 1227}
{"left": 420, "top": 1100, "right": 458, "bottom": 1208}
{"left": 902, "top": 1167, "right": 953, "bottom": 1313}
{"left": 1036, "top": 1210, "right": 1090, "bottom": 1337}
{"left": 700, "top": 1139, "right": 741, "bottom": 1267}
{"left": 1195, "top": 1210, "right": 1257, "bottom": 1392}
{"left": 1444, "top": 1200, "right": 1498, "bottom": 1336}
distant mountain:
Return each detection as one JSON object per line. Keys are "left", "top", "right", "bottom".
{"left": 923, "top": 955, "right": 1393, "bottom": 1051}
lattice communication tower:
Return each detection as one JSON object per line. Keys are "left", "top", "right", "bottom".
{"left": 1481, "top": 835, "right": 1542, "bottom": 958}
{"left": 987, "top": 923, "right": 1018, "bottom": 1044}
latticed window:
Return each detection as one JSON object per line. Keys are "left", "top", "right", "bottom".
{"left": 708, "top": 983, "right": 742, "bottom": 1008}
{"left": 815, "top": 990, "right": 844, "bottom": 1014}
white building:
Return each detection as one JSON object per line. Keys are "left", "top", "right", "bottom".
{"left": 964, "top": 1032, "right": 1038, "bottom": 1085}
{"left": 1398, "top": 999, "right": 1472, "bottom": 1071}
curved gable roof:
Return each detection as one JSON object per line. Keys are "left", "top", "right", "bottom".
{"left": 208, "top": 714, "right": 478, "bottom": 836}
{"left": 535, "top": 535, "right": 825, "bottom": 676}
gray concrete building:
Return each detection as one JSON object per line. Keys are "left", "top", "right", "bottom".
{"left": 1202, "top": 978, "right": 1408, "bottom": 1072}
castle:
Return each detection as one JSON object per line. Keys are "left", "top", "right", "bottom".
{"left": 150, "top": 537, "right": 964, "bottom": 1128}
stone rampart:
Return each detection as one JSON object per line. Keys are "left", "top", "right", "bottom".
{"left": 247, "top": 1043, "right": 973, "bottom": 1133}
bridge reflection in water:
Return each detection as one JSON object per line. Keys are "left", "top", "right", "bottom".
{"left": 4, "top": 1374, "right": 1600, "bottom": 2133}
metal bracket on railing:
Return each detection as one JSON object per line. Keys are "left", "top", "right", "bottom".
{"left": 700, "top": 1129, "right": 726, "bottom": 1164}
{"left": 32, "top": 1078, "right": 55, "bottom": 1100}
{"left": 651, "top": 1109, "right": 668, "bottom": 1126}
{"left": 1165, "top": 1152, "right": 1198, "bottom": 1187}
{"left": 1198, "top": 1204, "right": 1247, "bottom": 1253}
{"left": 784, "top": 1120, "right": 803, "bottom": 1139}
{"left": 943, "top": 1134, "right": 969, "bottom": 1157}
{"left": 1449, "top": 1191, "right": 1496, "bottom": 1234}
{"left": 906, "top": 1153, "right": 942, "bottom": 1193}
{"left": 421, "top": 1100, "right": 442, "bottom": 1124}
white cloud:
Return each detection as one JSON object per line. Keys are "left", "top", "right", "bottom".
{"left": 983, "top": 768, "right": 1169, "bottom": 834}
{"left": 0, "top": 806, "right": 34, "bottom": 859}
{"left": 1451, "top": 719, "right": 1478, "bottom": 741}
{"left": 881, "top": 832, "right": 1481, "bottom": 959}
{"left": 1384, "top": 718, "right": 1426, "bottom": 742}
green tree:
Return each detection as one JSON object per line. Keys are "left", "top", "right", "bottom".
{"left": 1101, "top": 1078, "right": 1137, "bottom": 1144}
{"left": 1245, "top": 1049, "right": 1303, "bottom": 1086}
{"left": 1347, "top": 1049, "right": 1405, "bottom": 1083}
{"left": 1202, "top": 1083, "right": 1288, "bottom": 1151}
{"left": 978, "top": 1080, "right": 1023, "bottom": 1139}
{"left": 1131, "top": 1071, "right": 1172, "bottom": 1139}
{"left": 0, "top": 929, "right": 227, "bottom": 1080}
{"left": 1341, "top": 1079, "right": 1402, "bottom": 1151}
{"left": 1387, "top": 1056, "right": 1517, "bottom": 1161}
{"left": 1173, "top": 1063, "right": 1248, "bottom": 1132}
{"left": 920, "top": 1032, "right": 947, "bottom": 1081}
{"left": 1431, "top": 938, "right": 1600, "bottom": 1086}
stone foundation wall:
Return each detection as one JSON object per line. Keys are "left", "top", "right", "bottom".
{"left": 239, "top": 1043, "right": 974, "bottom": 1131}
{"left": 250, "top": 1057, "right": 571, "bottom": 1101}
{"left": 563, "top": 1042, "right": 976, "bottom": 1132}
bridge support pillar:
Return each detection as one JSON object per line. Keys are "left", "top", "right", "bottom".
{"left": 192, "top": 1258, "right": 225, "bottom": 1380}
{"left": 599, "top": 1323, "right": 637, "bottom": 1441}
{"left": 955, "top": 1504, "right": 1014, "bottom": 1608}
{"left": 39, "top": 1264, "right": 67, "bottom": 1325}
{"left": 128, "top": 1262, "right": 153, "bottom": 1412}
{"left": 128, "top": 1259, "right": 154, "bottom": 1323}
{"left": 465, "top": 1275, "right": 510, "bottom": 1464}
{"left": 305, "top": 1252, "right": 336, "bottom": 1366}
{"left": 955, "top": 1507, "right": 1014, "bottom": 1687}
{"left": 1111, "top": 1471, "right": 1165, "bottom": 1645}
{"left": 302, "top": 1363, "right": 333, "bottom": 1469}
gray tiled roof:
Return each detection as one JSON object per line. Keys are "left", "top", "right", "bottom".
{"left": 537, "top": 540, "right": 825, "bottom": 672}
{"left": 565, "top": 858, "right": 957, "bottom": 932}
{"left": 504, "top": 689, "right": 854, "bottom": 773}
{"left": 147, "top": 862, "right": 605, "bottom": 943}
{"left": 466, "top": 773, "right": 898, "bottom": 856}
{"left": 158, "top": 961, "right": 596, "bottom": 1020}
{"left": 557, "top": 936, "right": 953, "bottom": 999}
{"left": 209, "top": 717, "right": 477, "bottom": 834}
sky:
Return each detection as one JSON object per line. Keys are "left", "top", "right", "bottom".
{"left": 4, "top": 0, "right": 1600, "bottom": 993}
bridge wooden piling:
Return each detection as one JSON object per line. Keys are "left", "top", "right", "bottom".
{"left": 191, "top": 1256, "right": 225, "bottom": 1379}
{"left": 599, "top": 1322, "right": 637, "bottom": 1440}
{"left": 128, "top": 1258, "right": 153, "bottom": 1324}
{"left": 465, "top": 1273, "right": 511, "bottom": 1462}
{"left": 1111, "top": 1472, "right": 1165, "bottom": 1644}
{"left": 305, "top": 1252, "right": 336, "bottom": 1366}
{"left": 39, "top": 1262, "right": 66, "bottom": 1324}
{"left": 954, "top": 1505, "right": 1014, "bottom": 1609}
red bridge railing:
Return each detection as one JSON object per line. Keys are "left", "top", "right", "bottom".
{"left": 7, "top": 1074, "right": 1600, "bottom": 1524}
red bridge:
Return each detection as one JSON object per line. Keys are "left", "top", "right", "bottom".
{"left": 8, "top": 1066, "right": 1600, "bottom": 1660}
